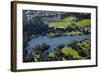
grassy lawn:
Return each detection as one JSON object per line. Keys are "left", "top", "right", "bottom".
{"left": 42, "top": 16, "right": 90, "bottom": 27}
{"left": 64, "top": 31, "right": 82, "bottom": 35}
{"left": 48, "top": 16, "right": 75, "bottom": 28}
{"left": 49, "top": 18, "right": 90, "bottom": 28}
{"left": 48, "top": 22, "right": 68, "bottom": 28}
{"left": 63, "top": 16, "right": 75, "bottom": 22}
{"left": 62, "top": 47, "right": 80, "bottom": 59}
{"left": 76, "top": 19, "right": 91, "bottom": 27}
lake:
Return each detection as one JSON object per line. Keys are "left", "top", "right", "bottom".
{"left": 26, "top": 35, "right": 91, "bottom": 53}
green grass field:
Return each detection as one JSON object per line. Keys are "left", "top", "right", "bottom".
{"left": 64, "top": 31, "right": 82, "bottom": 35}
{"left": 76, "top": 19, "right": 91, "bottom": 27}
{"left": 62, "top": 47, "right": 80, "bottom": 59}
{"left": 44, "top": 16, "right": 90, "bottom": 29}
{"left": 48, "top": 17, "right": 74, "bottom": 28}
{"left": 63, "top": 16, "right": 75, "bottom": 22}
{"left": 48, "top": 22, "right": 68, "bottom": 28}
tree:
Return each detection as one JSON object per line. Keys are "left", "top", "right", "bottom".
{"left": 40, "top": 43, "right": 50, "bottom": 52}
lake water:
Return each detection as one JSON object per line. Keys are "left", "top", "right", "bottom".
{"left": 26, "top": 35, "right": 90, "bottom": 52}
